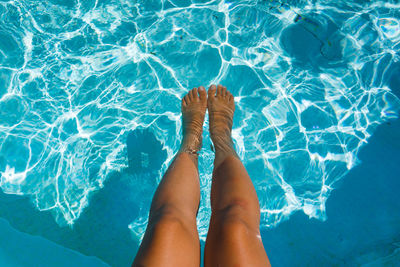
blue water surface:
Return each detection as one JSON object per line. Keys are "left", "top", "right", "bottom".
{"left": 0, "top": 0, "right": 400, "bottom": 266}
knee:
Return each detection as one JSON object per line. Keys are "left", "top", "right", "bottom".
{"left": 146, "top": 213, "right": 191, "bottom": 244}
{"left": 214, "top": 198, "right": 260, "bottom": 220}
{"left": 150, "top": 203, "right": 196, "bottom": 221}
{"left": 148, "top": 206, "right": 194, "bottom": 234}
{"left": 214, "top": 199, "right": 260, "bottom": 235}
{"left": 149, "top": 205, "right": 182, "bottom": 226}
{"left": 150, "top": 214, "right": 184, "bottom": 233}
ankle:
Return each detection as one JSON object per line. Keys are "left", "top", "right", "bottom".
{"left": 211, "top": 133, "right": 234, "bottom": 150}
{"left": 180, "top": 133, "right": 202, "bottom": 153}
{"left": 213, "top": 135, "right": 237, "bottom": 159}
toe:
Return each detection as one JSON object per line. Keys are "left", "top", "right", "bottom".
{"left": 189, "top": 88, "right": 196, "bottom": 101}
{"left": 208, "top": 84, "right": 216, "bottom": 99}
{"left": 222, "top": 86, "right": 227, "bottom": 97}
{"left": 198, "top": 86, "right": 207, "bottom": 101}
{"left": 184, "top": 94, "right": 190, "bottom": 104}
{"left": 217, "top": 84, "right": 223, "bottom": 96}
{"left": 227, "top": 91, "right": 233, "bottom": 102}
{"left": 192, "top": 87, "right": 199, "bottom": 100}
{"left": 182, "top": 97, "right": 187, "bottom": 107}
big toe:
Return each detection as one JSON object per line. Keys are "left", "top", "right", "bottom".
{"left": 208, "top": 84, "right": 216, "bottom": 100}
{"left": 198, "top": 86, "right": 207, "bottom": 102}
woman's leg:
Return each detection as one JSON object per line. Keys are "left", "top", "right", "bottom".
{"left": 204, "top": 85, "right": 270, "bottom": 267}
{"left": 133, "top": 87, "right": 207, "bottom": 267}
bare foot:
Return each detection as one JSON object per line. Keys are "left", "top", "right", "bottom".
{"left": 180, "top": 86, "right": 207, "bottom": 155}
{"left": 207, "top": 84, "right": 238, "bottom": 167}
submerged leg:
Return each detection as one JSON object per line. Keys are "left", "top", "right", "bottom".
{"left": 204, "top": 85, "right": 270, "bottom": 267}
{"left": 133, "top": 87, "right": 207, "bottom": 267}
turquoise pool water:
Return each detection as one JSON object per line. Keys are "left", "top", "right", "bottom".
{"left": 0, "top": 0, "right": 400, "bottom": 266}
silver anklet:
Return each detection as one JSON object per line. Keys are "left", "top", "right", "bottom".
{"left": 182, "top": 148, "right": 200, "bottom": 156}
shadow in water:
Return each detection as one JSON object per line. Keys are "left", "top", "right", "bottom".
{"left": 0, "top": 128, "right": 167, "bottom": 266}
{"left": 280, "top": 12, "right": 348, "bottom": 72}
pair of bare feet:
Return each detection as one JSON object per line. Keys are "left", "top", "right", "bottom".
{"left": 180, "top": 84, "right": 237, "bottom": 167}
